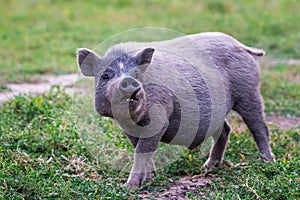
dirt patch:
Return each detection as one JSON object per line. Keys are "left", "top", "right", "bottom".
{"left": 260, "top": 57, "right": 300, "bottom": 82}
{"left": 260, "top": 57, "right": 300, "bottom": 68}
{"left": 140, "top": 175, "right": 212, "bottom": 199}
{"left": 228, "top": 112, "right": 300, "bottom": 131}
{"left": 267, "top": 115, "right": 300, "bottom": 130}
{"left": 0, "top": 74, "right": 78, "bottom": 104}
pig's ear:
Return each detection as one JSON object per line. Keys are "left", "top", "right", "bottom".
{"left": 77, "top": 48, "right": 101, "bottom": 77}
{"left": 135, "top": 48, "right": 155, "bottom": 66}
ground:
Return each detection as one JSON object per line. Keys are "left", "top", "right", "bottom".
{"left": 0, "top": 55, "right": 299, "bottom": 200}
{"left": 0, "top": 0, "right": 299, "bottom": 199}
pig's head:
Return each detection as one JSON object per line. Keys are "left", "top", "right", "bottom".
{"left": 77, "top": 47, "right": 155, "bottom": 122}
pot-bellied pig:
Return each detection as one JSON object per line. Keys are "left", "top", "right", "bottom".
{"left": 77, "top": 32, "right": 274, "bottom": 189}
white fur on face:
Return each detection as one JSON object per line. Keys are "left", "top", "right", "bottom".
{"left": 119, "top": 62, "right": 124, "bottom": 70}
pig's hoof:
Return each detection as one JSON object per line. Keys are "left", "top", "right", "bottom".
{"left": 203, "top": 158, "right": 222, "bottom": 171}
{"left": 125, "top": 176, "right": 143, "bottom": 190}
{"left": 125, "top": 172, "right": 154, "bottom": 190}
{"left": 259, "top": 153, "right": 275, "bottom": 162}
{"left": 144, "top": 171, "right": 155, "bottom": 185}
{"left": 125, "top": 181, "right": 140, "bottom": 190}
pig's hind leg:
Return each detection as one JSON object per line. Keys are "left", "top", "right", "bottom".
{"left": 203, "top": 121, "right": 231, "bottom": 169}
{"left": 233, "top": 93, "right": 274, "bottom": 161}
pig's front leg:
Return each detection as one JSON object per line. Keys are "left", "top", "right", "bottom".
{"left": 126, "top": 152, "right": 155, "bottom": 189}
{"left": 126, "top": 124, "right": 168, "bottom": 189}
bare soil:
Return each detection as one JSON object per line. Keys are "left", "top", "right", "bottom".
{"left": 139, "top": 175, "right": 212, "bottom": 199}
{"left": 228, "top": 112, "right": 300, "bottom": 131}
{"left": 0, "top": 74, "right": 78, "bottom": 104}
{"left": 266, "top": 115, "right": 300, "bottom": 130}
{"left": 260, "top": 57, "right": 300, "bottom": 68}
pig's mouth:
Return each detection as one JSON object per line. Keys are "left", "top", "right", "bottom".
{"left": 116, "top": 87, "right": 145, "bottom": 122}
{"left": 122, "top": 88, "right": 142, "bottom": 102}
{"left": 127, "top": 89, "right": 141, "bottom": 101}
{"left": 129, "top": 89, "right": 140, "bottom": 101}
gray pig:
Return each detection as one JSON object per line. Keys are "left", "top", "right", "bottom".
{"left": 77, "top": 32, "right": 274, "bottom": 189}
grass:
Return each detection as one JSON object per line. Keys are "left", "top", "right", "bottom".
{"left": 0, "top": 88, "right": 299, "bottom": 199}
{"left": 1, "top": 0, "right": 300, "bottom": 199}
{"left": 261, "top": 64, "right": 300, "bottom": 116}
{"left": 1, "top": 0, "right": 300, "bottom": 86}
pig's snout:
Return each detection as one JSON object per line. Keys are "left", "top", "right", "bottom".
{"left": 119, "top": 77, "right": 141, "bottom": 94}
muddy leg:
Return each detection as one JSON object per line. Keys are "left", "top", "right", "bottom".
{"left": 126, "top": 140, "right": 158, "bottom": 189}
{"left": 233, "top": 94, "right": 274, "bottom": 161}
{"left": 125, "top": 133, "right": 155, "bottom": 187}
{"left": 126, "top": 123, "right": 168, "bottom": 189}
{"left": 204, "top": 121, "right": 231, "bottom": 169}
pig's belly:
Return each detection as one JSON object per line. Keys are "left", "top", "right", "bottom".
{"left": 161, "top": 118, "right": 224, "bottom": 149}
{"left": 160, "top": 103, "right": 216, "bottom": 149}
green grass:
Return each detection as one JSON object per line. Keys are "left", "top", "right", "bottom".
{"left": 0, "top": 88, "right": 135, "bottom": 198}
{"left": 1, "top": 0, "right": 300, "bottom": 86}
{"left": 1, "top": 0, "right": 300, "bottom": 199}
{"left": 0, "top": 88, "right": 299, "bottom": 199}
{"left": 261, "top": 64, "right": 300, "bottom": 116}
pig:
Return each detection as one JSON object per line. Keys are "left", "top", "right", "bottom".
{"left": 77, "top": 32, "right": 274, "bottom": 189}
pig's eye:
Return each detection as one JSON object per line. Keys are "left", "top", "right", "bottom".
{"left": 101, "top": 74, "right": 110, "bottom": 80}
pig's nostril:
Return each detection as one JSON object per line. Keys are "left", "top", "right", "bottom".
{"left": 132, "top": 81, "right": 139, "bottom": 88}
{"left": 121, "top": 82, "right": 128, "bottom": 88}
{"left": 119, "top": 77, "right": 141, "bottom": 94}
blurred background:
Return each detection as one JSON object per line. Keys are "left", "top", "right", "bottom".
{"left": 0, "top": 0, "right": 299, "bottom": 199}
{"left": 1, "top": 0, "right": 300, "bottom": 85}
